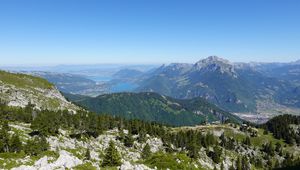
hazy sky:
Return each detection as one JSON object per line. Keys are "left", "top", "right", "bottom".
{"left": 1, "top": 0, "right": 300, "bottom": 66}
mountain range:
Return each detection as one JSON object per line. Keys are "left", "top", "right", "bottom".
{"left": 4, "top": 56, "right": 300, "bottom": 122}
{"left": 1, "top": 64, "right": 300, "bottom": 170}
{"left": 28, "top": 71, "right": 110, "bottom": 97}
{"left": 135, "top": 56, "right": 300, "bottom": 117}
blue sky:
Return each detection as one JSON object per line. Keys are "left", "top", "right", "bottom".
{"left": 0, "top": 0, "right": 300, "bottom": 65}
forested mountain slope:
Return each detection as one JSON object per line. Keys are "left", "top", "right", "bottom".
{"left": 64, "top": 92, "right": 242, "bottom": 126}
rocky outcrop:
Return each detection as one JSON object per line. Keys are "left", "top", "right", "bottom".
{"left": 0, "top": 78, "right": 78, "bottom": 112}
{"left": 12, "top": 150, "right": 82, "bottom": 170}
{"left": 120, "top": 161, "right": 153, "bottom": 170}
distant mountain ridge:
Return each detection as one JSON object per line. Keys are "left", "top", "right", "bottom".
{"left": 136, "top": 56, "right": 300, "bottom": 115}
{"left": 27, "top": 71, "right": 109, "bottom": 97}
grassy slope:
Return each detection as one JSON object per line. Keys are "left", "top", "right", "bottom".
{"left": 0, "top": 70, "right": 53, "bottom": 89}
{"left": 0, "top": 70, "right": 78, "bottom": 111}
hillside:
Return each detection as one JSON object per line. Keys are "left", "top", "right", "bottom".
{"left": 112, "top": 69, "right": 144, "bottom": 80}
{"left": 0, "top": 70, "right": 78, "bottom": 111}
{"left": 26, "top": 71, "right": 109, "bottom": 97}
{"left": 64, "top": 92, "right": 241, "bottom": 126}
{"left": 1, "top": 103, "right": 299, "bottom": 170}
{"left": 136, "top": 56, "right": 300, "bottom": 116}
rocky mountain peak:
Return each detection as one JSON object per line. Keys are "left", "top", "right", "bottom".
{"left": 167, "top": 63, "right": 193, "bottom": 71}
{"left": 154, "top": 63, "right": 193, "bottom": 76}
{"left": 202, "top": 56, "right": 230, "bottom": 64}
{"left": 193, "top": 56, "right": 236, "bottom": 76}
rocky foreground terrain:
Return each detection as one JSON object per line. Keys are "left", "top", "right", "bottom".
{"left": 2, "top": 120, "right": 299, "bottom": 170}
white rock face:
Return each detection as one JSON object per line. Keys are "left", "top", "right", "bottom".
{"left": 0, "top": 82, "right": 78, "bottom": 112}
{"left": 146, "top": 138, "right": 163, "bottom": 153}
{"left": 12, "top": 150, "right": 82, "bottom": 170}
{"left": 51, "top": 150, "right": 83, "bottom": 168}
{"left": 120, "top": 161, "right": 154, "bottom": 170}
{"left": 11, "top": 165, "right": 36, "bottom": 170}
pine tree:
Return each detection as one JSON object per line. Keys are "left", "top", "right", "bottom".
{"left": 24, "top": 138, "right": 40, "bottom": 156}
{"left": 262, "top": 142, "right": 275, "bottom": 156}
{"left": 211, "top": 146, "right": 222, "bottom": 163}
{"left": 187, "top": 141, "right": 200, "bottom": 159}
{"left": 242, "top": 156, "right": 250, "bottom": 170}
{"left": 220, "top": 162, "right": 224, "bottom": 170}
{"left": 101, "top": 140, "right": 121, "bottom": 167}
{"left": 0, "top": 121, "right": 10, "bottom": 152}
{"left": 275, "top": 142, "right": 282, "bottom": 152}
{"left": 229, "top": 163, "right": 235, "bottom": 170}
{"left": 24, "top": 136, "right": 49, "bottom": 156}
{"left": 275, "top": 159, "right": 280, "bottom": 169}
{"left": 220, "top": 133, "right": 226, "bottom": 147}
{"left": 255, "top": 158, "right": 263, "bottom": 168}
{"left": 141, "top": 143, "right": 151, "bottom": 159}
{"left": 138, "top": 130, "right": 146, "bottom": 143}
{"left": 9, "top": 133, "right": 22, "bottom": 153}
{"left": 236, "top": 156, "right": 242, "bottom": 170}
{"left": 124, "top": 133, "right": 134, "bottom": 147}
{"left": 85, "top": 148, "right": 91, "bottom": 160}
{"left": 267, "top": 157, "right": 273, "bottom": 169}
{"left": 38, "top": 136, "right": 49, "bottom": 152}
{"left": 243, "top": 136, "right": 251, "bottom": 146}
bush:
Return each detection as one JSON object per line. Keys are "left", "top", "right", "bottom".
{"left": 144, "top": 152, "right": 202, "bottom": 170}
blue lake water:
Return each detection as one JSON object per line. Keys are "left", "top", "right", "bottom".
{"left": 87, "top": 76, "right": 112, "bottom": 82}
{"left": 111, "top": 82, "right": 138, "bottom": 92}
{"left": 87, "top": 76, "right": 138, "bottom": 92}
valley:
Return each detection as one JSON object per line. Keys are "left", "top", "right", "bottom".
{"left": 0, "top": 70, "right": 300, "bottom": 170}
{"left": 5, "top": 56, "right": 300, "bottom": 123}
{"left": 2, "top": 1, "right": 300, "bottom": 169}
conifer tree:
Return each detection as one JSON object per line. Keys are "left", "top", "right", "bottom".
{"left": 229, "top": 165, "right": 235, "bottom": 170}
{"left": 118, "top": 130, "right": 125, "bottom": 142}
{"left": 24, "top": 136, "right": 49, "bottom": 156}
{"left": 9, "top": 133, "right": 22, "bottom": 153}
{"left": 236, "top": 156, "right": 242, "bottom": 170}
{"left": 188, "top": 143, "right": 200, "bottom": 159}
{"left": 102, "top": 140, "right": 121, "bottom": 167}
{"left": 0, "top": 121, "right": 10, "bottom": 152}
{"left": 220, "top": 162, "right": 224, "bottom": 170}
{"left": 267, "top": 157, "right": 273, "bottom": 169}
{"left": 211, "top": 146, "right": 222, "bottom": 163}
{"left": 85, "top": 148, "right": 91, "bottom": 160}
{"left": 141, "top": 143, "right": 151, "bottom": 159}
{"left": 124, "top": 133, "right": 134, "bottom": 147}
{"left": 242, "top": 156, "right": 250, "bottom": 170}
{"left": 275, "top": 142, "right": 282, "bottom": 152}
{"left": 243, "top": 136, "right": 251, "bottom": 146}
{"left": 220, "top": 133, "right": 226, "bottom": 147}
{"left": 38, "top": 135, "right": 49, "bottom": 152}
{"left": 138, "top": 130, "right": 146, "bottom": 143}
